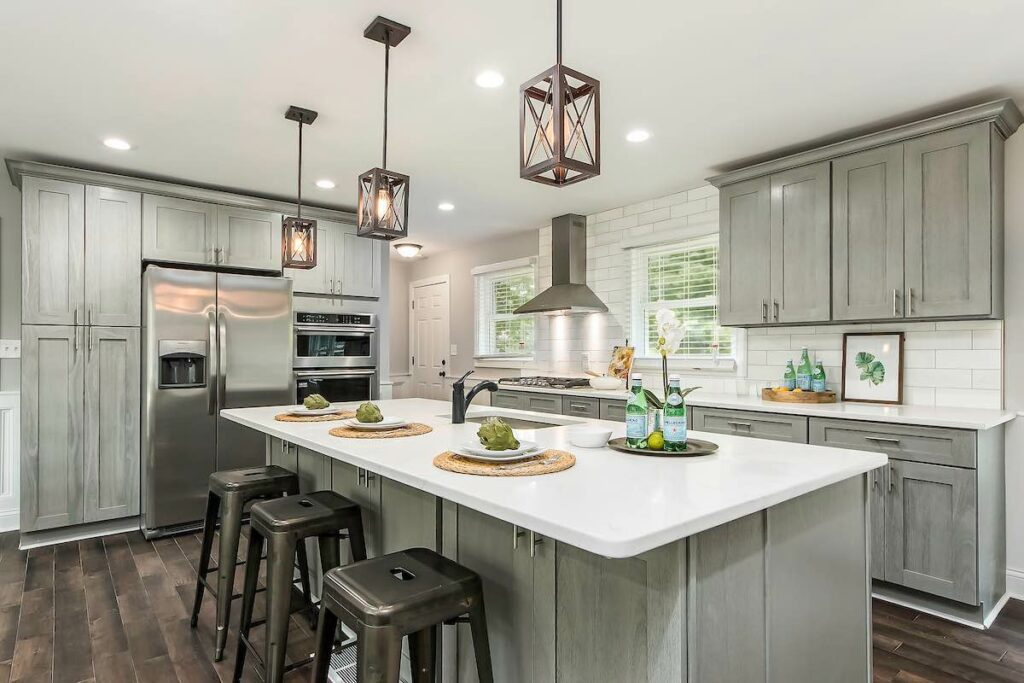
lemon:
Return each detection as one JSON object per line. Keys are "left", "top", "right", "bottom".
{"left": 647, "top": 431, "right": 665, "bottom": 451}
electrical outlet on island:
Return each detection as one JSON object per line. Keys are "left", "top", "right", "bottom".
{"left": 0, "top": 340, "right": 20, "bottom": 359}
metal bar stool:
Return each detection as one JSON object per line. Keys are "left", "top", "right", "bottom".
{"left": 311, "top": 547, "right": 493, "bottom": 683}
{"left": 189, "top": 465, "right": 313, "bottom": 661}
{"left": 233, "top": 490, "right": 367, "bottom": 683}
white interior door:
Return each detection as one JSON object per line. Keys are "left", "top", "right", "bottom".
{"left": 410, "top": 279, "right": 450, "bottom": 400}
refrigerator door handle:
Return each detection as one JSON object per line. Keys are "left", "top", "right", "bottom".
{"left": 207, "top": 309, "right": 217, "bottom": 415}
{"left": 217, "top": 309, "right": 227, "bottom": 411}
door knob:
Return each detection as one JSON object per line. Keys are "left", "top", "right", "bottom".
{"left": 439, "top": 370, "right": 446, "bottom": 378}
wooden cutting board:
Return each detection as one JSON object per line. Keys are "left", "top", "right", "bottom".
{"left": 761, "top": 388, "right": 837, "bottom": 404}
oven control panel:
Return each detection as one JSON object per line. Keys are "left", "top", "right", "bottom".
{"left": 295, "top": 312, "right": 374, "bottom": 326}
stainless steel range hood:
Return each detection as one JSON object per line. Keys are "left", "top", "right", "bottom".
{"left": 515, "top": 213, "right": 608, "bottom": 315}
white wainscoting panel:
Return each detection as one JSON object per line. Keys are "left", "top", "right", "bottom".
{"left": 0, "top": 392, "right": 19, "bottom": 531}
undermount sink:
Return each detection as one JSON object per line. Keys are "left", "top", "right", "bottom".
{"left": 464, "top": 415, "right": 565, "bottom": 429}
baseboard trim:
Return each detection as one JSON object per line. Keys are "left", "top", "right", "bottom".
{"left": 0, "top": 510, "right": 18, "bottom": 533}
{"left": 19, "top": 516, "right": 140, "bottom": 550}
{"left": 1007, "top": 567, "right": 1024, "bottom": 599}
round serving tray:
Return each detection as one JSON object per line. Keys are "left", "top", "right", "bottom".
{"left": 607, "top": 437, "right": 719, "bottom": 457}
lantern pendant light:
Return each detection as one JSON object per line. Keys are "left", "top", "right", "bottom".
{"left": 358, "top": 16, "right": 412, "bottom": 241}
{"left": 520, "top": 0, "right": 600, "bottom": 186}
{"left": 282, "top": 105, "right": 319, "bottom": 269}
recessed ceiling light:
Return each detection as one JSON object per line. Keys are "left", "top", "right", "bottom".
{"left": 475, "top": 70, "right": 504, "bottom": 88}
{"left": 438, "top": 202, "right": 455, "bottom": 211}
{"left": 315, "top": 179, "right": 336, "bottom": 189}
{"left": 626, "top": 129, "right": 651, "bottom": 143}
{"left": 393, "top": 243, "right": 422, "bottom": 258}
{"left": 103, "top": 137, "right": 132, "bottom": 151}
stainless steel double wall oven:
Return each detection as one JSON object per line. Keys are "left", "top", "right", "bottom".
{"left": 293, "top": 311, "right": 378, "bottom": 404}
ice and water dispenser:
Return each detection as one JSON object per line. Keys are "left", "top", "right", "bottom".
{"left": 158, "top": 340, "right": 207, "bottom": 389}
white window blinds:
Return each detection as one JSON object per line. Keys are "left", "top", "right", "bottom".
{"left": 475, "top": 263, "right": 536, "bottom": 357}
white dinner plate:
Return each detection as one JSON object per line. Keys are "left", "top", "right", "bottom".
{"left": 343, "top": 417, "right": 409, "bottom": 431}
{"left": 457, "top": 440, "right": 542, "bottom": 459}
{"left": 288, "top": 405, "right": 344, "bottom": 416}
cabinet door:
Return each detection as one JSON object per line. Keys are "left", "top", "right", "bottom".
{"left": 885, "top": 460, "right": 977, "bottom": 604}
{"left": 599, "top": 399, "right": 625, "bottom": 422}
{"left": 380, "top": 477, "right": 438, "bottom": 554}
{"left": 832, "top": 145, "right": 905, "bottom": 321}
{"left": 85, "top": 187, "right": 142, "bottom": 326}
{"left": 285, "top": 224, "right": 332, "bottom": 294}
{"left": 904, "top": 123, "right": 992, "bottom": 318}
{"left": 522, "top": 394, "right": 562, "bottom": 415}
{"left": 330, "top": 460, "right": 382, "bottom": 560}
{"left": 22, "top": 177, "right": 85, "bottom": 325}
{"left": 491, "top": 391, "right": 524, "bottom": 410}
{"left": 869, "top": 468, "right": 886, "bottom": 581}
{"left": 769, "top": 162, "right": 831, "bottom": 323}
{"left": 562, "top": 396, "right": 600, "bottom": 419}
{"left": 341, "top": 230, "right": 383, "bottom": 298}
{"left": 296, "top": 448, "right": 332, "bottom": 587}
{"left": 142, "top": 194, "right": 217, "bottom": 265}
{"left": 217, "top": 206, "right": 282, "bottom": 271}
{"left": 84, "top": 327, "right": 141, "bottom": 522}
{"left": 21, "top": 326, "right": 85, "bottom": 531}
{"left": 718, "top": 177, "right": 771, "bottom": 325}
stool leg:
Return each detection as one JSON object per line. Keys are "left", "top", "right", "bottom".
{"left": 347, "top": 509, "right": 368, "bottom": 562}
{"left": 232, "top": 528, "right": 264, "bottom": 683}
{"left": 357, "top": 626, "right": 404, "bottom": 683}
{"left": 263, "top": 534, "right": 297, "bottom": 683}
{"left": 214, "top": 491, "right": 244, "bottom": 661}
{"left": 311, "top": 604, "right": 339, "bottom": 683}
{"left": 296, "top": 540, "right": 315, "bottom": 620}
{"left": 408, "top": 626, "right": 437, "bottom": 683}
{"left": 468, "top": 598, "right": 494, "bottom": 683}
{"left": 318, "top": 534, "right": 341, "bottom": 574}
{"left": 190, "top": 491, "right": 220, "bottom": 629}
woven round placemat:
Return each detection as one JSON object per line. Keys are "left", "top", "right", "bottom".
{"left": 432, "top": 449, "right": 575, "bottom": 477}
{"left": 275, "top": 411, "right": 356, "bottom": 423}
{"left": 328, "top": 423, "right": 433, "bottom": 439}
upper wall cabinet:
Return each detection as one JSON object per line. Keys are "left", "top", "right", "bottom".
{"left": 710, "top": 99, "right": 1021, "bottom": 326}
{"left": 217, "top": 206, "right": 282, "bottom": 271}
{"left": 285, "top": 220, "right": 383, "bottom": 299}
{"left": 85, "top": 187, "right": 142, "bottom": 326}
{"left": 341, "top": 231, "right": 383, "bottom": 298}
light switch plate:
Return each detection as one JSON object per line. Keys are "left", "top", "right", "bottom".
{"left": 450, "top": 344, "right": 458, "bottom": 356}
{"left": 0, "top": 339, "right": 20, "bottom": 359}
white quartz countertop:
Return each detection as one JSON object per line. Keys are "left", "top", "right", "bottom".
{"left": 495, "top": 384, "right": 1015, "bottom": 430}
{"left": 222, "top": 399, "right": 886, "bottom": 558}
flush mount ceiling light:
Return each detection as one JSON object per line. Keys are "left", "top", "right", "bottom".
{"left": 437, "top": 202, "right": 455, "bottom": 211}
{"left": 393, "top": 243, "right": 422, "bottom": 258}
{"left": 626, "top": 129, "right": 651, "bottom": 143}
{"left": 103, "top": 137, "right": 132, "bottom": 151}
{"left": 475, "top": 70, "right": 504, "bottom": 88}
{"left": 358, "top": 16, "right": 412, "bottom": 241}
{"left": 519, "top": 0, "right": 600, "bottom": 187}
{"left": 281, "top": 105, "right": 319, "bottom": 270}
{"left": 315, "top": 179, "right": 336, "bottom": 189}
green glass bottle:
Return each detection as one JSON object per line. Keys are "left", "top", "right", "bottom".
{"left": 796, "top": 347, "right": 813, "bottom": 391}
{"left": 664, "top": 375, "right": 687, "bottom": 452}
{"left": 811, "top": 361, "right": 827, "bottom": 393}
{"left": 783, "top": 360, "right": 797, "bottom": 390}
{"left": 625, "top": 373, "right": 649, "bottom": 448}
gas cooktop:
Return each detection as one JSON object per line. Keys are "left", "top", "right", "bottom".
{"left": 498, "top": 376, "right": 591, "bottom": 389}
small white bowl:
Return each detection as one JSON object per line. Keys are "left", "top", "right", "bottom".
{"left": 568, "top": 426, "right": 613, "bottom": 449}
{"left": 588, "top": 376, "right": 623, "bottom": 390}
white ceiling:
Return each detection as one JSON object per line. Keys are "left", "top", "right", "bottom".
{"left": 3, "top": 1, "right": 1024, "bottom": 256}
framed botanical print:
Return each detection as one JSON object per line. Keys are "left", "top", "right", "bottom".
{"left": 841, "top": 332, "right": 904, "bottom": 404}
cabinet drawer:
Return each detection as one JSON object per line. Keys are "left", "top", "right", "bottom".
{"left": 690, "top": 407, "right": 808, "bottom": 443}
{"left": 522, "top": 393, "right": 563, "bottom": 414}
{"left": 491, "top": 391, "right": 524, "bottom": 410}
{"left": 808, "top": 418, "right": 976, "bottom": 468}
{"left": 600, "top": 399, "right": 626, "bottom": 422}
{"left": 562, "top": 396, "right": 600, "bottom": 419}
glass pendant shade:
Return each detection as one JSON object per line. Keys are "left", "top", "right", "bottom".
{"left": 282, "top": 216, "right": 317, "bottom": 269}
{"left": 358, "top": 167, "right": 409, "bottom": 240}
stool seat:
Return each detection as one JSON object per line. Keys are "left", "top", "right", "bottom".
{"left": 250, "top": 490, "right": 361, "bottom": 536}
{"left": 323, "top": 547, "right": 479, "bottom": 628}
{"left": 209, "top": 465, "right": 298, "bottom": 497}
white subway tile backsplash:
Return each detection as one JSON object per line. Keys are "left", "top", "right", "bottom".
{"left": 748, "top": 336, "right": 793, "bottom": 351}
{"left": 653, "top": 191, "right": 689, "bottom": 209}
{"left": 904, "top": 330, "right": 973, "bottom": 350}
{"left": 935, "top": 320, "right": 1002, "bottom": 330}
{"left": 791, "top": 334, "right": 843, "bottom": 349}
{"left": 592, "top": 207, "right": 623, "bottom": 223}
{"left": 670, "top": 200, "right": 711, "bottom": 218}
{"left": 935, "top": 388, "right": 1001, "bottom": 409}
{"left": 609, "top": 214, "right": 639, "bottom": 230}
{"left": 903, "top": 387, "right": 936, "bottom": 406}
{"left": 904, "top": 350, "right": 936, "bottom": 369}
{"left": 638, "top": 207, "right": 671, "bottom": 224}
{"left": 686, "top": 185, "right": 717, "bottom": 201}
{"left": 973, "top": 369, "right": 1001, "bottom": 390}
{"left": 904, "top": 368, "right": 973, "bottom": 389}
{"left": 935, "top": 349, "right": 1001, "bottom": 370}
{"left": 623, "top": 199, "right": 654, "bottom": 216}
{"left": 973, "top": 329, "right": 1002, "bottom": 350}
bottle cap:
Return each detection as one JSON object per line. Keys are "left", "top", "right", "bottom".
{"left": 630, "top": 372, "right": 642, "bottom": 380}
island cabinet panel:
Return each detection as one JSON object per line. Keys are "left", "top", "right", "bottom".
{"left": 22, "top": 177, "right": 85, "bottom": 326}
{"left": 832, "top": 144, "right": 905, "bottom": 321}
{"left": 84, "top": 187, "right": 142, "bottom": 327}
{"left": 904, "top": 122, "right": 994, "bottom": 319}
{"left": 331, "top": 460, "right": 383, "bottom": 560}
{"left": 718, "top": 177, "right": 771, "bottom": 326}
{"left": 216, "top": 206, "right": 282, "bottom": 271}
{"left": 142, "top": 194, "right": 217, "bottom": 266}
{"left": 379, "top": 477, "right": 440, "bottom": 554}
{"left": 886, "top": 460, "right": 978, "bottom": 604}
{"left": 295, "top": 447, "right": 332, "bottom": 590}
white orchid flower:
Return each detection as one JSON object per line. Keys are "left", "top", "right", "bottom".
{"left": 655, "top": 308, "right": 684, "bottom": 357}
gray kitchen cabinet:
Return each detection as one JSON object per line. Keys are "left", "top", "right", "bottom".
{"left": 331, "top": 460, "right": 382, "bottom": 560}
{"left": 341, "top": 230, "right": 383, "bottom": 298}
{"left": 216, "top": 206, "right": 282, "bottom": 271}
{"left": 491, "top": 391, "right": 524, "bottom": 410}
{"left": 904, "top": 123, "right": 996, "bottom": 318}
{"left": 522, "top": 393, "right": 562, "bottom": 415}
{"left": 380, "top": 477, "right": 439, "bottom": 554}
{"left": 599, "top": 399, "right": 625, "bottom": 422}
{"left": 22, "top": 177, "right": 85, "bottom": 325}
{"left": 886, "top": 459, "right": 977, "bottom": 604}
{"left": 868, "top": 468, "right": 887, "bottom": 581}
{"left": 296, "top": 447, "right": 333, "bottom": 589}
{"left": 808, "top": 418, "right": 975, "bottom": 469}
{"left": 690, "top": 406, "right": 808, "bottom": 443}
{"left": 718, "top": 177, "right": 771, "bottom": 326}
{"left": 84, "top": 327, "right": 141, "bottom": 522}
{"left": 561, "top": 395, "right": 600, "bottom": 419}
{"left": 769, "top": 162, "right": 831, "bottom": 324}
{"left": 285, "top": 223, "right": 331, "bottom": 294}
{"left": 142, "top": 194, "right": 217, "bottom": 265}
{"left": 85, "top": 186, "right": 142, "bottom": 327}
{"left": 20, "top": 325, "right": 86, "bottom": 531}
{"left": 832, "top": 144, "right": 905, "bottom": 321}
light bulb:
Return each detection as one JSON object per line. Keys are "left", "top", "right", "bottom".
{"left": 376, "top": 187, "right": 392, "bottom": 224}
{"left": 393, "top": 243, "right": 422, "bottom": 258}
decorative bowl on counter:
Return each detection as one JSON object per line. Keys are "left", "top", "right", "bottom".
{"left": 588, "top": 375, "right": 624, "bottom": 390}
{"left": 568, "top": 426, "right": 613, "bottom": 448}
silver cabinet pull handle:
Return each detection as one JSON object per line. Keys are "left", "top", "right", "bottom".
{"left": 364, "top": 470, "right": 375, "bottom": 487}
{"left": 761, "top": 298, "right": 767, "bottom": 323}
{"left": 892, "top": 289, "right": 899, "bottom": 317}
{"left": 358, "top": 468, "right": 365, "bottom": 487}
{"left": 73, "top": 307, "right": 79, "bottom": 326}
{"left": 530, "top": 531, "right": 542, "bottom": 558}
{"left": 513, "top": 525, "right": 525, "bottom": 550}
{"left": 773, "top": 300, "right": 780, "bottom": 322}
{"left": 888, "top": 463, "right": 895, "bottom": 492}
{"left": 726, "top": 421, "right": 752, "bottom": 429}
{"left": 908, "top": 288, "right": 914, "bottom": 315}
{"left": 73, "top": 327, "right": 79, "bottom": 354}
{"left": 867, "top": 436, "right": 901, "bottom": 445}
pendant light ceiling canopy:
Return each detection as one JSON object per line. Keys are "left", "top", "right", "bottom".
{"left": 358, "top": 16, "right": 412, "bottom": 241}
{"left": 282, "top": 105, "right": 318, "bottom": 269}
{"left": 520, "top": 0, "right": 600, "bottom": 187}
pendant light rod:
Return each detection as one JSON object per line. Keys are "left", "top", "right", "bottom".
{"left": 284, "top": 105, "right": 319, "bottom": 218}
{"left": 383, "top": 31, "right": 390, "bottom": 169}
{"left": 556, "top": 0, "right": 562, "bottom": 65}
{"left": 297, "top": 120, "right": 303, "bottom": 218}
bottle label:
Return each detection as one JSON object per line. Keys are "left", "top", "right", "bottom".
{"left": 783, "top": 377, "right": 796, "bottom": 390}
{"left": 796, "top": 374, "right": 812, "bottom": 391}
{"left": 811, "top": 378, "right": 826, "bottom": 392}
{"left": 626, "top": 414, "right": 648, "bottom": 439}
{"left": 667, "top": 393, "right": 683, "bottom": 406}
{"left": 664, "top": 416, "right": 687, "bottom": 442}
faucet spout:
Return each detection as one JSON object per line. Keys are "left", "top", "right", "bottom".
{"left": 451, "top": 371, "right": 498, "bottom": 424}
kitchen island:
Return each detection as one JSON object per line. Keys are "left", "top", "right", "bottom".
{"left": 223, "top": 398, "right": 887, "bottom": 682}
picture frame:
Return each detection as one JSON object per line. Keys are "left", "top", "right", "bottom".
{"left": 841, "top": 332, "right": 904, "bottom": 405}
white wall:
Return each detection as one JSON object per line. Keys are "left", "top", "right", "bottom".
{"left": 0, "top": 172, "right": 20, "bottom": 392}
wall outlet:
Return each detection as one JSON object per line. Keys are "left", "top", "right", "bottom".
{"left": 0, "top": 340, "right": 20, "bottom": 359}
{"left": 581, "top": 352, "right": 590, "bottom": 370}
{"left": 450, "top": 344, "right": 458, "bottom": 356}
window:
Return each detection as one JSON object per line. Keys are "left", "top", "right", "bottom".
{"left": 474, "top": 260, "right": 536, "bottom": 357}
{"left": 631, "top": 236, "right": 734, "bottom": 359}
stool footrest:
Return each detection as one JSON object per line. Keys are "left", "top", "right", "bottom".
{"left": 443, "top": 615, "right": 470, "bottom": 625}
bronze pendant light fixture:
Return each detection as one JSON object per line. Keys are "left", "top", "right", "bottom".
{"left": 282, "top": 105, "right": 318, "bottom": 269}
{"left": 520, "top": 0, "right": 600, "bottom": 186}
{"left": 358, "top": 17, "right": 412, "bottom": 241}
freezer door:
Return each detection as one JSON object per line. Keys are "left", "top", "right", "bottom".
{"left": 216, "top": 273, "right": 293, "bottom": 471}
{"left": 142, "top": 266, "right": 218, "bottom": 531}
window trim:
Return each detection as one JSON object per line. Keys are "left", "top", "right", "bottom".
{"left": 474, "top": 258, "right": 538, "bottom": 360}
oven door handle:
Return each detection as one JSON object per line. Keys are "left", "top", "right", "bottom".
{"left": 294, "top": 325, "right": 376, "bottom": 336}
{"left": 294, "top": 369, "right": 377, "bottom": 378}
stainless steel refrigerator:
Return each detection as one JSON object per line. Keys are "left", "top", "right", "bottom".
{"left": 142, "top": 265, "right": 293, "bottom": 536}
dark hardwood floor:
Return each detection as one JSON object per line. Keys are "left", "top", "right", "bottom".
{"left": 0, "top": 529, "right": 1021, "bottom": 682}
